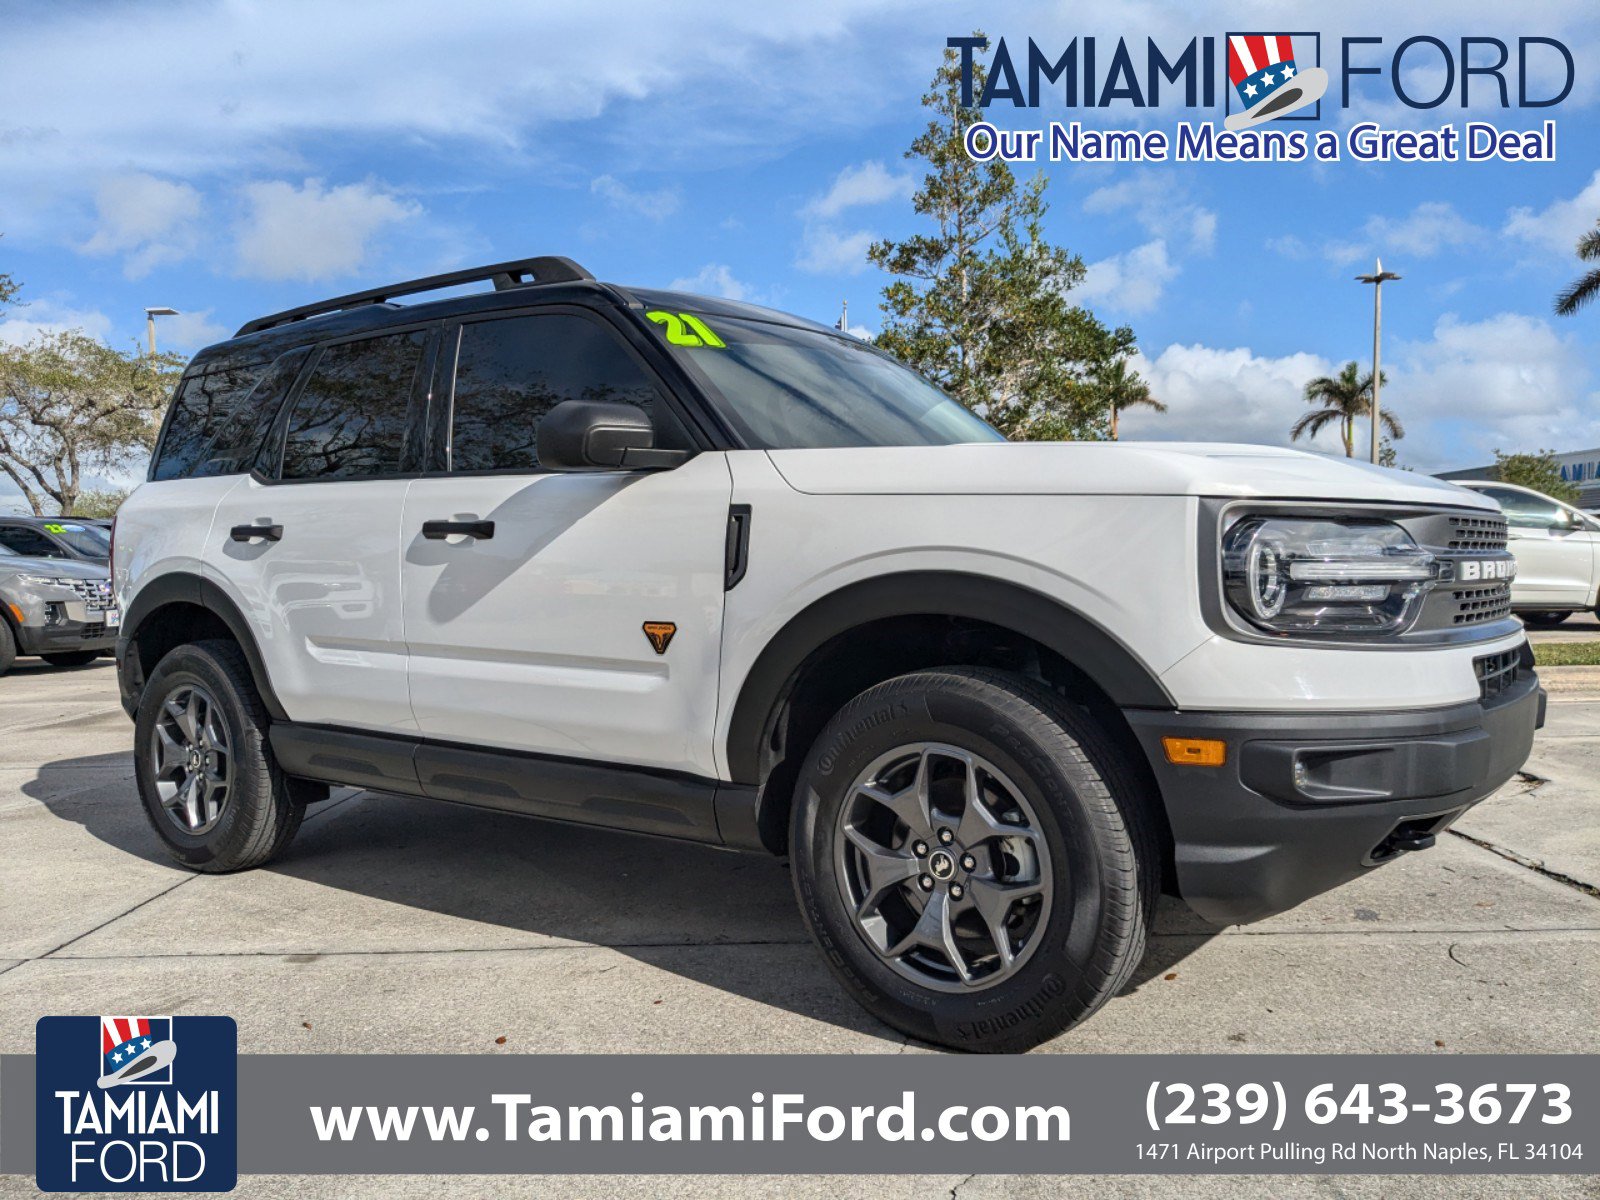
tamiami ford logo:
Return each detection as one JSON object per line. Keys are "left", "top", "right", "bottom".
{"left": 36, "top": 1015, "right": 237, "bottom": 1192}
{"left": 952, "top": 30, "right": 1571, "bottom": 165}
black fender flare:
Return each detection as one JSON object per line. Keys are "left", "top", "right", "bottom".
{"left": 723, "top": 570, "right": 1176, "bottom": 784}
{"left": 120, "top": 571, "right": 288, "bottom": 721}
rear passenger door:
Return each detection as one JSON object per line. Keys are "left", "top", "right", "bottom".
{"left": 208, "top": 326, "right": 435, "bottom": 733}
{"left": 399, "top": 307, "right": 731, "bottom": 777}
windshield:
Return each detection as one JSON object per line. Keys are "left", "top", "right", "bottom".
{"left": 44, "top": 522, "right": 111, "bottom": 557}
{"left": 645, "top": 312, "right": 1003, "bottom": 450}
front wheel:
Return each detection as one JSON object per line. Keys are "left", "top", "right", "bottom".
{"left": 790, "top": 668, "right": 1157, "bottom": 1053}
{"left": 1520, "top": 611, "right": 1571, "bottom": 628}
{"left": 42, "top": 650, "right": 101, "bottom": 667}
{"left": 133, "top": 639, "right": 304, "bottom": 872}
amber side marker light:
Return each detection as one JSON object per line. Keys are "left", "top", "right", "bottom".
{"left": 7, "top": 603, "right": 22, "bottom": 625}
{"left": 1162, "top": 737, "right": 1227, "bottom": 767}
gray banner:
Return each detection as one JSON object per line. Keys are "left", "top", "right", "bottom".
{"left": 5, "top": 1054, "right": 1595, "bottom": 1176}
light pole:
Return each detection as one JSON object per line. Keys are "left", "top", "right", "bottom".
{"left": 144, "top": 306, "right": 179, "bottom": 357}
{"left": 1354, "top": 260, "right": 1399, "bottom": 465}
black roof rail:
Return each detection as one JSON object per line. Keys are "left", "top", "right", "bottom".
{"left": 234, "top": 256, "right": 596, "bottom": 336}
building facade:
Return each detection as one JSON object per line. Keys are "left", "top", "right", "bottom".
{"left": 1438, "top": 447, "right": 1600, "bottom": 511}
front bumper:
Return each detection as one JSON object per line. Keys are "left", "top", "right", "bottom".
{"left": 1125, "top": 663, "right": 1543, "bottom": 925}
{"left": 15, "top": 616, "right": 118, "bottom": 655}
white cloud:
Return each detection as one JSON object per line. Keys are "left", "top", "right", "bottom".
{"left": 0, "top": 298, "right": 115, "bottom": 347}
{"left": 803, "top": 160, "right": 913, "bottom": 219}
{"left": 1121, "top": 312, "right": 1597, "bottom": 473}
{"left": 1504, "top": 169, "right": 1600, "bottom": 258}
{"left": 1082, "top": 176, "right": 1216, "bottom": 254}
{"left": 155, "top": 309, "right": 231, "bottom": 354}
{"left": 667, "top": 264, "right": 756, "bottom": 302}
{"left": 1322, "top": 201, "right": 1484, "bottom": 266}
{"left": 1077, "top": 239, "right": 1179, "bottom": 315}
{"left": 795, "top": 226, "right": 875, "bottom": 275}
{"left": 590, "top": 174, "right": 680, "bottom": 219}
{"left": 80, "top": 173, "right": 202, "bottom": 278}
{"left": 1122, "top": 342, "right": 1342, "bottom": 452}
{"left": 233, "top": 179, "right": 420, "bottom": 283}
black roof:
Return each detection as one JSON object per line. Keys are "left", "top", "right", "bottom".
{"left": 189, "top": 257, "right": 840, "bottom": 375}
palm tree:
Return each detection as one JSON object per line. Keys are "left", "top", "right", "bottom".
{"left": 1293, "top": 361, "right": 1401, "bottom": 457}
{"left": 1554, "top": 222, "right": 1600, "bottom": 316}
{"left": 1096, "top": 357, "right": 1166, "bottom": 440}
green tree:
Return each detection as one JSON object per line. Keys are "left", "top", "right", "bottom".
{"left": 1554, "top": 221, "right": 1600, "bottom": 317}
{"left": 71, "top": 487, "right": 133, "bottom": 518}
{"left": 1493, "top": 449, "right": 1580, "bottom": 504}
{"left": 0, "top": 330, "right": 184, "bottom": 515}
{"left": 869, "top": 36, "right": 1133, "bottom": 441}
{"left": 1292, "top": 361, "right": 1401, "bottom": 457}
{"left": 1091, "top": 357, "right": 1165, "bottom": 440}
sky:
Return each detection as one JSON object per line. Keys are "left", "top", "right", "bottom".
{"left": 0, "top": 0, "right": 1597, "bottom": 511}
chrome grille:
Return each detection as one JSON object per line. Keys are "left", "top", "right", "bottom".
{"left": 64, "top": 579, "right": 113, "bottom": 610}
{"left": 1448, "top": 513, "right": 1508, "bottom": 552}
{"left": 1451, "top": 582, "right": 1513, "bottom": 625}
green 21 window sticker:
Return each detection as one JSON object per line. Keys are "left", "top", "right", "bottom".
{"left": 646, "top": 311, "right": 726, "bottom": 349}
{"left": 44, "top": 523, "right": 65, "bottom": 533}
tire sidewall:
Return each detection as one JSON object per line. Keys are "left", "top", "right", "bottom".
{"left": 134, "top": 645, "right": 270, "bottom": 869}
{"left": 793, "top": 675, "right": 1125, "bottom": 1052}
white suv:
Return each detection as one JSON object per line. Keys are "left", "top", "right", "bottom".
{"left": 1456, "top": 480, "right": 1600, "bottom": 626}
{"left": 113, "top": 257, "right": 1542, "bottom": 1052}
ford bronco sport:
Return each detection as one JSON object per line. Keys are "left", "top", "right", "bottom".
{"left": 113, "top": 256, "right": 1542, "bottom": 1052}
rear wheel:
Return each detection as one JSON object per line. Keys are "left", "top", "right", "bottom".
{"left": 133, "top": 639, "right": 304, "bottom": 872}
{"left": 0, "top": 620, "right": 14, "bottom": 676}
{"left": 790, "top": 667, "right": 1156, "bottom": 1053}
{"left": 1520, "top": 611, "right": 1572, "bottom": 628}
{"left": 42, "top": 650, "right": 101, "bottom": 667}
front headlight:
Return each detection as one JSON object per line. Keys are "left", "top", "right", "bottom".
{"left": 15, "top": 574, "right": 78, "bottom": 589}
{"left": 1222, "top": 517, "right": 1438, "bottom": 635}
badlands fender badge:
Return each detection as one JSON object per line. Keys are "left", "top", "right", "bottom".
{"left": 643, "top": 622, "right": 677, "bottom": 655}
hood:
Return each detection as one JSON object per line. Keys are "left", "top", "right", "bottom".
{"left": 765, "top": 442, "right": 1494, "bottom": 509}
{"left": 0, "top": 553, "right": 109, "bottom": 581}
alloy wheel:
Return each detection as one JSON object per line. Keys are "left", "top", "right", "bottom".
{"left": 833, "top": 742, "right": 1053, "bottom": 992}
{"left": 150, "top": 684, "right": 234, "bottom": 835}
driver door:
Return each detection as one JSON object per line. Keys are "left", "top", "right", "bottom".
{"left": 399, "top": 308, "right": 730, "bottom": 778}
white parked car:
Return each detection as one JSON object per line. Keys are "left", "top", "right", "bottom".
{"left": 1456, "top": 480, "right": 1600, "bottom": 626}
{"left": 111, "top": 256, "right": 1541, "bottom": 1052}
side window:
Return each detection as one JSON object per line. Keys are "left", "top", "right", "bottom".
{"left": 150, "top": 364, "right": 270, "bottom": 481}
{"left": 279, "top": 331, "right": 429, "bottom": 481}
{"left": 449, "top": 313, "right": 682, "bottom": 473}
{"left": 1485, "top": 487, "right": 1567, "bottom": 531}
{"left": 0, "top": 526, "right": 66, "bottom": 558}
{"left": 203, "top": 349, "right": 309, "bottom": 477}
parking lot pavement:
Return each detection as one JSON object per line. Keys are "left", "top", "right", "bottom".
{"left": 2, "top": 658, "right": 1597, "bottom": 1199}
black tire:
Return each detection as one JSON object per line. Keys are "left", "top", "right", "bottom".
{"left": 1520, "top": 611, "right": 1571, "bottom": 628}
{"left": 790, "top": 668, "right": 1157, "bottom": 1053}
{"left": 133, "top": 639, "right": 304, "bottom": 872}
{"left": 42, "top": 650, "right": 101, "bottom": 667}
{"left": 0, "top": 619, "right": 14, "bottom": 676}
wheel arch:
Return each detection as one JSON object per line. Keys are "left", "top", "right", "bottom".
{"left": 723, "top": 571, "right": 1177, "bottom": 859}
{"left": 119, "top": 571, "right": 287, "bottom": 722}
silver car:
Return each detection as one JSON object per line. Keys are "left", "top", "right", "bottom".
{"left": 0, "top": 543, "right": 118, "bottom": 674}
{"left": 1457, "top": 480, "right": 1600, "bottom": 626}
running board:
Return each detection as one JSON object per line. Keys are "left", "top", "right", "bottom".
{"left": 268, "top": 723, "right": 762, "bottom": 850}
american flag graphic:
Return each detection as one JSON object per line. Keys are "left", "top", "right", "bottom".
{"left": 1226, "top": 34, "right": 1303, "bottom": 109}
{"left": 100, "top": 1015, "right": 170, "bottom": 1083}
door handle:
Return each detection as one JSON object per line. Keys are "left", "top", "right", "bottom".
{"left": 230, "top": 523, "right": 283, "bottom": 543}
{"left": 422, "top": 519, "right": 495, "bottom": 541}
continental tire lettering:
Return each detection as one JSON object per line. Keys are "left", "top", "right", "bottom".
{"left": 953, "top": 973, "right": 1068, "bottom": 1041}
{"left": 816, "top": 702, "right": 911, "bottom": 774}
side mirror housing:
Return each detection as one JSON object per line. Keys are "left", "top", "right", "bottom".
{"left": 536, "top": 400, "right": 688, "bottom": 472}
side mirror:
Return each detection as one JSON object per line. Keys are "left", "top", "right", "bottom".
{"left": 536, "top": 400, "right": 689, "bottom": 472}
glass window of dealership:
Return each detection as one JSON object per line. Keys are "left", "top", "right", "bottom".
{"left": 1439, "top": 448, "right": 1600, "bottom": 510}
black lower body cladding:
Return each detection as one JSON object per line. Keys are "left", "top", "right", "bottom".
{"left": 1124, "top": 669, "right": 1543, "bottom": 925}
